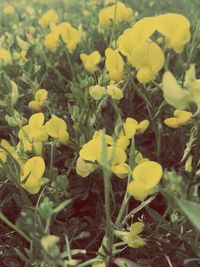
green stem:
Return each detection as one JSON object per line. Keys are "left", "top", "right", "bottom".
{"left": 66, "top": 49, "right": 75, "bottom": 79}
{"left": 49, "top": 141, "right": 55, "bottom": 182}
{"left": 101, "top": 132, "right": 113, "bottom": 264}
{"left": 0, "top": 212, "right": 31, "bottom": 243}
{"left": 115, "top": 138, "right": 135, "bottom": 227}
{"left": 109, "top": 0, "right": 118, "bottom": 48}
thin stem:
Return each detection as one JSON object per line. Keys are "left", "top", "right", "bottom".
{"left": 49, "top": 141, "right": 55, "bottom": 182}
{"left": 115, "top": 138, "right": 135, "bottom": 227}
{"left": 0, "top": 212, "right": 31, "bottom": 243}
{"left": 66, "top": 49, "right": 75, "bottom": 79}
{"left": 101, "top": 131, "right": 113, "bottom": 264}
{"left": 109, "top": 0, "right": 118, "bottom": 48}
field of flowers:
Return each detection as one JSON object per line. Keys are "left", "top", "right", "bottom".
{"left": 0, "top": 0, "right": 200, "bottom": 266}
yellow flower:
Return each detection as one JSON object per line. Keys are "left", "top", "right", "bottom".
{"left": 25, "top": 6, "right": 35, "bottom": 15}
{"left": 44, "top": 32, "right": 59, "bottom": 52}
{"left": 115, "top": 118, "right": 150, "bottom": 139}
{"left": 107, "top": 85, "right": 123, "bottom": 100}
{"left": 130, "top": 40, "right": 164, "bottom": 84}
{"left": 79, "top": 130, "right": 131, "bottom": 178}
{"left": 20, "top": 156, "right": 46, "bottom": 194}
{"left": 92, "top": 261, "right": 106, "bottom": 267}
{"left": 126, "top": 222, "right": 146, "bottom": 248}
{"left": 162, "top": 71, "right": 191, "bottom": 109}
{"left": 0, "top": 139, "right": 15, "bottom": 163}
{"left": 80, "top": 51, "right": 101, "bottom": 74}
{"left": 53, "top": 22, "right": 81, "bottom": 53}
{"left": 76, "top": 157, "right": 96, "bottom": 177}
{"left": 99, "top": 2, "right": 133, "bottom": 30}
{"left": 16, "top": 37, "right": 29, "bottom": 51}
{"left": 80, "top": 138, "right": 102, "bottom": 162}
{"left": 3, "top": 5, "right": 15, "bottom": 14}
{"left": 115, "top": 136, "right": 130, "bottom": 150}
{"left": 135, "top": 150, "right": 149, "bottom": 165}
{"left": 115, "top": 221, "right": 145, "bottom": 248}
{"left": 39, "top": 9, "right": 59, "bottom": 28}
{"left": 105, "top": 48, "right": 124, "bottom": 81}
{"left": 164, "top": 109, "right": 192, "bottom": 128}
{"left": 89, "top": 85, "right": 107, "bottom": 100}
{"left": 44, "top": 115, "right": 69, "bottom": 144}
{"left": 128, "top": 161, "right": 163, "bottom": 201}
{"left": 117, "top": 17, "right": 156, "bottom": 61}
{"left": 18, "top": 113, "right": 48, "bottom": 155}
{"left": 0, "top": 49, "right": 12, "bottom": 64}
{"left": 111, "top": 163, "right": 131, "bottom": 178}
{"left": 136, "top": 120, "right": 150, "bottom": 134}
{"left": 29, "top": 89, "right": 48, "bottom": 111}
{"left": 156, "top": 13, "right": 191, "bottom": 53}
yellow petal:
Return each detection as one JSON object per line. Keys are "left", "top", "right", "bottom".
{"left": 28, "top": 100, "right": 42, "bottom": 111}
{"left": 162, "top": 71, "right": 191, "bottom": 109}
{"left": 22, "top": 156, "right": 45, "bottom": 180}
{"left": 107, "top": 85, "right": 123, "bottom": 100}
{"left": 29, "top": 113, "right": 45, "bottom": 129}
{"left": 45, "top": 115, "right": 67, "bottom": 138}
{"left": 130, "top": 222, "right": 145, "bottom": 235}
{"left": 35, "top": 89, "right": 48, "bottom": 103}
{"left": 76, "top": 157, "right": 96, "bottom": 177}
{"left": 132, "top": 161, "right": 163, "bottom": 190}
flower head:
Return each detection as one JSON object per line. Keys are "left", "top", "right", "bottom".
{"left": 130, "top": 40, "right": 164, "bottom": 84}
{"left": 156, "top": 13, "right": 191, "bottom": 53}
{"left": 53, "top": 22, "right": 81, "bottom": 53}
{"left": 0, "top": 49, "right": 12, "bottom": 64}
{"left": 128, "top": 161, "right": 163, "bottom": 201}
{"left": 89, "top": 85, "right": 107, "bottom": 100}
{"left": 18, "top": 113, "right": 48, "bottom": 155}
{"left": 164, "top": 110, "right": 192, "bottom": 128}
{"left": 20, "top": 156, "right": 46, "bottom": 194}
{"left": 99, "top": 2, "right": 133, "bottom": 30}
{"left": 29, "top": 89, "right": 48, "bottom": 111}
{"left": 44, "top": 115, "right": 69, "bottom": 144}
{"left": 105, "top": 48, "right": 124, "bottom": 81}
{"left": 3, "top": 5, "right": 15, "bottom": 14}
{"left": 107, "top": 85, "right": 123, "bottom": 100}
{"left": 44, "top": 32, "right": 59, "bottom": 52}
{"left": 80, "top": 51, "right": 101, "bottom": 74}
{"left": 39, "top": 9, "right": 59, "bottom": 28}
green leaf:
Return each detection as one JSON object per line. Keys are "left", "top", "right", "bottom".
{"left": 53, "top": 199, "right": 72, "bottom": 214}
{"left": 176, "top": 198, "right": 200, "bottom": 233}
{"left": 114, "top": 258, "right": 147, "bottom": 267}
{"left": 10, "top": 80, "right": 19, "bottom": 105}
